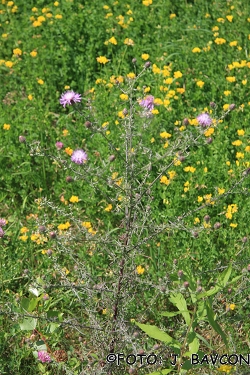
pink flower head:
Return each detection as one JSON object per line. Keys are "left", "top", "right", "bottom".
{"left": 0, "top": 227, "right": 4, "bottom": 238}
{"left": 71, "top": 149, "right": 87, "bottom": 164}
{"left": 37, "top": 351, "right": 51, "bottom": 363}
{"left": 0, "top": 218, "right": 6, "bottom": 226}
{"left": 55, "top": 142, "right": 64, "bottom": 150}
{"left": 139, "top": 95, "right": 155, "bottom": 111}
{"left": 196, "top": 113, "right": 212, "bottom": 127}
{"left": 59, "top": 90, "right": 82, "bottom": 108}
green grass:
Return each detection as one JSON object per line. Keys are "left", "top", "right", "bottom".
{"left": 0, "top": 0, "right": 249, "bottom": 374}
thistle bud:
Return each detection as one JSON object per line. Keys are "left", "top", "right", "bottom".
{"left": 85, "top": 121, "right": 92, "bottom": 128}
{"left": 144, "top": 61, "right": 151, "bottom": 69}
{"left": 19, "top": 135, "right": 26, "bottom": 143}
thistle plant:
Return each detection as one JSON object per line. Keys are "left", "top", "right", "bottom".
{"left": 13, "top": 63, "right": 250, "bottom": 375}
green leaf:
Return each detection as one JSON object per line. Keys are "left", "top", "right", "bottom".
{"left": 147, "top": 369, "right": 174, "bottom": 375}
{"left": 20, "top": 317, "right": 37, "bottom": 331}
{"left": 161, "top": 311, "right": 189, "bottom": 317}
{"left": 188, "top": 334, "right": 199, "bottom": 353}
{"left": 169, "top": 293, "right": 190, "bottom": 325}
{"left": 206, "top": 300, "right": 228, "bottom": 348}
{"left": 135, "top": 322, "right": 181, "bottom": 349}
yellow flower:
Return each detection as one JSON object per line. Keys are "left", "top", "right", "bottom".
{"left": 69, "top": 195, "right": 79, "bottom": 203}
{"left": 194, "top": 217, "right": 200, "bottom": 224}
{"left": 7, "top": 1, "right": 14, "bottom": 6}
{"left": 120, "top": 93, "right": 128, "bottom": 101}
{"left": 160, "top": 176, "right": 170, "bottom": 185}
{"left": 20, "top": 227, "right": 29, "bottom": 233}
{"left": 151, "top": 137, "right": 155, "bottom": 143}
{"left": 82, "top": 221, "right": 92, "bottom": 229}
{"left": 65, "top": 147, "right": 73, "bottom": 156}
{"left": 229, "top": 41, "right": 237, "bottom": 47}
{"left": 108, "top": 36, "right": 117, "bottom": 45}
{"left": 226, "top": 15, "right": 233, "bottom": 22}
{"left": 13, "top": 48, "right": 22, "bottom": 56}
{"left": 160, "top": 131, "right": 171, "bottom": 139}
{"left": 196, "top": 80, "right": 204, "bottom": 88}
{"left": 217, "top": 18, "right": 224, "bottom": 23}
{"left": 136, "top": 265, "right": 145, "bottom": 275}
{"left": 214, "top": 37, "right": 226, "bottom": 44}
{"left": 204, "top": 128, "right": 214, "bottom": 137}
{"left": 127, "top": 72, "right": 135, "bottom": 79}
{"left": 224, "top": 90, "right": 231, "bottom": 96}
{"left": 245, "top": 146, "right": 250, "bottom": 152}
{"left": 204, "top": 167, "right": 208, "bottom": 173}
{"left": 62, "top": 267, "right": 70, "bottom": 275}
{"left": 176, "top": 88, "right": 185, "bottom": 94}
{"left": 58, "top": 222, "right": 71, "bottom": 230}
{"left": 226, "top": 76, "right": 236, "bottom": 82}
{"left": 142, "top": 0, "right": 152, "bottom": 6}
{"left": 102, "top": 121, "right": 109, "bottom": 127}
{"left": 19, "top": 235, "right": 28, "bottom": 241}
{"left": 230, "top": 223, "right": 237, "bottom": 228}
{"left": 236, "top": 152, "right": 244, "bottom": 159}
{"left": 242, "top": 79, "right": 247, "bottom": 85}
{"left": 169, "top": 13, "right": 176, "bottom": 19}
{"left": 54, "top": 1, "right": 59, "bottom": 5}
{"left": 232, "top": 140, "right": 242, "bottom": 146}
{"left": 141, "top": 53, "right": 149, "bottom": 60}
{"left": 37, "top": 15, "right": 46, "bottom": 22}
{"left": 62, "top": 129, "right": 69, "bottom": 136}
{"left": 37, "top": 79, "right": 44, "bottom": 85}
{"left": 55, "top": 14, "right": 63, "bottom": 19}
{"left": 174, "top": 71, "right": 182, "bottom": 78}
{"left": 144, "top": 86, "right": 150, "bottom": 93}
{"left": 217, "top": 364, "right": 233, "bottom": 373}
{"left": 184, "top": 166, "right": 196, "bottom": 173}
{"left": 33, "top": 20, "right": 42, "bottom": 27}
{"left": 30, "top": 51, "right": 37, "bottom": 57}
{"left": 104, "top": 204, "right": 112, "bottom": 212}
{"left": 198, "top": 196, "right": 203, "bottom": 202}
{"left": 223, "top": 104, "right": 230, "bottom": 111}
{"left": 218, "top": 188, "right": 225, "bottom": 195}
{"left": 230, "top": 303, "right": 236, "bottom": 310}
{"left": 212, "top": 26, "right": 219, "bottom": 31}
{"left": 3, "top": 124, "right": 10, "bottom": 130}
{"left": 2, "top": 34, "right": 8, "bottom": 38}
{"left": 5, "top": 61, "right": 13, "bottom": 68}
{"left": 192, "top": 47, "right": 201, "bottom": 53}
{"left": 124, "top": 38, "right": 134, "bottom": 46}
{"left": 154, "top": 98, "right": 163, "bottom": 105}
{"left": 96, "top": 56, "right": 109, "bottom": 64}
{"left": 46, "top": 13, "right": 53, "bottom": 18}
{"left": 32, "top": 7, "right": 38, "bottom": 12}
{"left": 151, "top": 109, "right": 159, "bottom": 115}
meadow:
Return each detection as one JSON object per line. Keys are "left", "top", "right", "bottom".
{"left": 0, "top": 0, "right": 249, "bottom": 374}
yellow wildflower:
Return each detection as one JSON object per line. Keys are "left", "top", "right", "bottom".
{"left": 19, "top": 235, "right": 28, "bottom": 241}
{"left": 120, "top": 93, "right": 128, "bottom": 101}
{"left": 104, "top": 204, "right": 112, "bottom": 212}
{"left": 30, "top": 51, "right": 37, "bottom": 57}
{"left": 198, "top": 196, "right": 203, "bottom": 202}
{"left": 62, "top": 129, "right": 69, "bottom": 136}
{"left": 20, "top": 227, "right": 29, "bottom": 233}
{"left": 226, "top": 15, "right": 233, "bottom": 22}
{"left": 69, "top": 195, "right": 79, "bottom": 203}
{"left": 196, "top": 80, "right": 204, "bottom": 88}
{"left": 229, "top": 41, "right": 237, "bottom": 47}
{"left": 55, "top": 14, "right": 62, "bottom": 19}
{"left": 127, "top": 72, "right": 135, "bottom": 79}
{"left": 214, "top": 38, "right": 226, "bottom": 44}
{"left": 174, "top": 71, "right": 182, "bottom": 78}
{"left": 169, "top": 13, "right": 176, "bottom": 19}
{"left": 124, "top": 38, "right": 134, "bottom": 46}
{"left": 82, "top": 221, "right": 92, "bottom": 229}
{"left": 3, "top": 124, "right": 10, "bottom": 130}
{"left": 5, "top": 61, "right": 13, "bottom": 68}
{"left": 96, "top": 56, "right": 109, "bottom": 64}
{"left": 160, "top": 131, "right": 171, "bottom": 139}
{"left": 13, "top": 48, "right": 22, "bottom": 56}
{"left": 136, "top": 265, "right": 145, "bottom": 274}
{"left": 232, "top": 140, "right": 242, "bottom": 146}
{"left": 192, "top": 47, "right": 201, "bottom": 53}
{"left": 141, "top": 53, "right": 149, "bottom": 60}
{"left": 226, "top": 76, "right": 236, "bottom": 82}
{"left": 108, "top": 36, "right": 117, "bottom": 45}
{"left": 184, "top": 166, "right": 196, "bottom": 173}
{"left": 65, "top": 147, "right": 73, "bottom": 156}
{"left": 218, "top": 188, "right": 225, "bottom": 195}
{"left": 142, "top": 0, "right": 152, "bottom": 6}
{"left": 37, "top": 79, "right": 44, "bottom": 85}
{"left": 160, "top": 176, "right": 170, "bottom": 185}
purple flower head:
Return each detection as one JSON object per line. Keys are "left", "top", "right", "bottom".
{"left": 37, "top": 351, "right": 51, "bottom": 363}
{"left": 139, "top": 95, "right": 155, "bottom": 111}
{"left": 55, "top": 142, "right": 64, "bottom": 150}
{"left": 71, "top": 149, "right": 87, "bottom": 165}
{"left": 196, "top": 113, "right": 212, "bottom": 128}
{"left": 0, "top": 227, "right": 4, "bottom": 238}
{"left": 0, "top": 218, "right": 6, "bottom": 226}
{"left": 59, "top": 90, "right": 82, "bottom": 108}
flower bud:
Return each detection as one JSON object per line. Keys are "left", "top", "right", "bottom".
{"left": 183, "top": 118, "right": 189, "bottom": 126}
{"left": 47, "top": 249, "right": 52, "bottom": 256}
{"left": 210, "top": 101, "right": 216, "bottom": 108}
{"left": 183, "top": 281, "right": 189, "bottom": 288}
{"left": 19, "top": 135, "right": 26, "bottom": 143}
{"left": 144, "top": 61, "right": 151, "bottom": 69}
{"left": 132, "top": 58, "right": 137, "bottom": 64}
{"left": 242, "top": 236, "right": 248, "bottom": 243}
{"left": 204, "top": 215, "right": 210, "bottom": 222}
{"left": 66, "top": 176, "right": 73, "bottom": 183}
{"left": 178, "top": 270, "right": 183, "bottom": 278}
{"left": 39, "top": 225, "right": 46, "bottom": 233}
{"left": 214, "top": 222, "right": 221, "bottom": 230}
{"left": 122, "top": 108, "right": 128, "bottom": 116}
{"left": 55, "top": 141, "right": 63, "bottom": 149}
{"left": 196, "top": 286, "right": 202, "bottom": 293}
{"left": 247, "top": 264, "right": 250, "bottom": 272}
{"left": 0, "top": 227, "right": 5, "bottom": 238}
{"left": 206, "top": 137, "right": 213, "bottom": 144}
{"left": 49, "top": 231, "right": 56, "bottom": 239}
{"left": 85, "top": 121, "right": 92, "bottom": 128}
{"left": 229, "top": 103, "right": 236, "bottom": 111}
{"left": 109, "top": 155, "right": 116, "bottom": 162}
